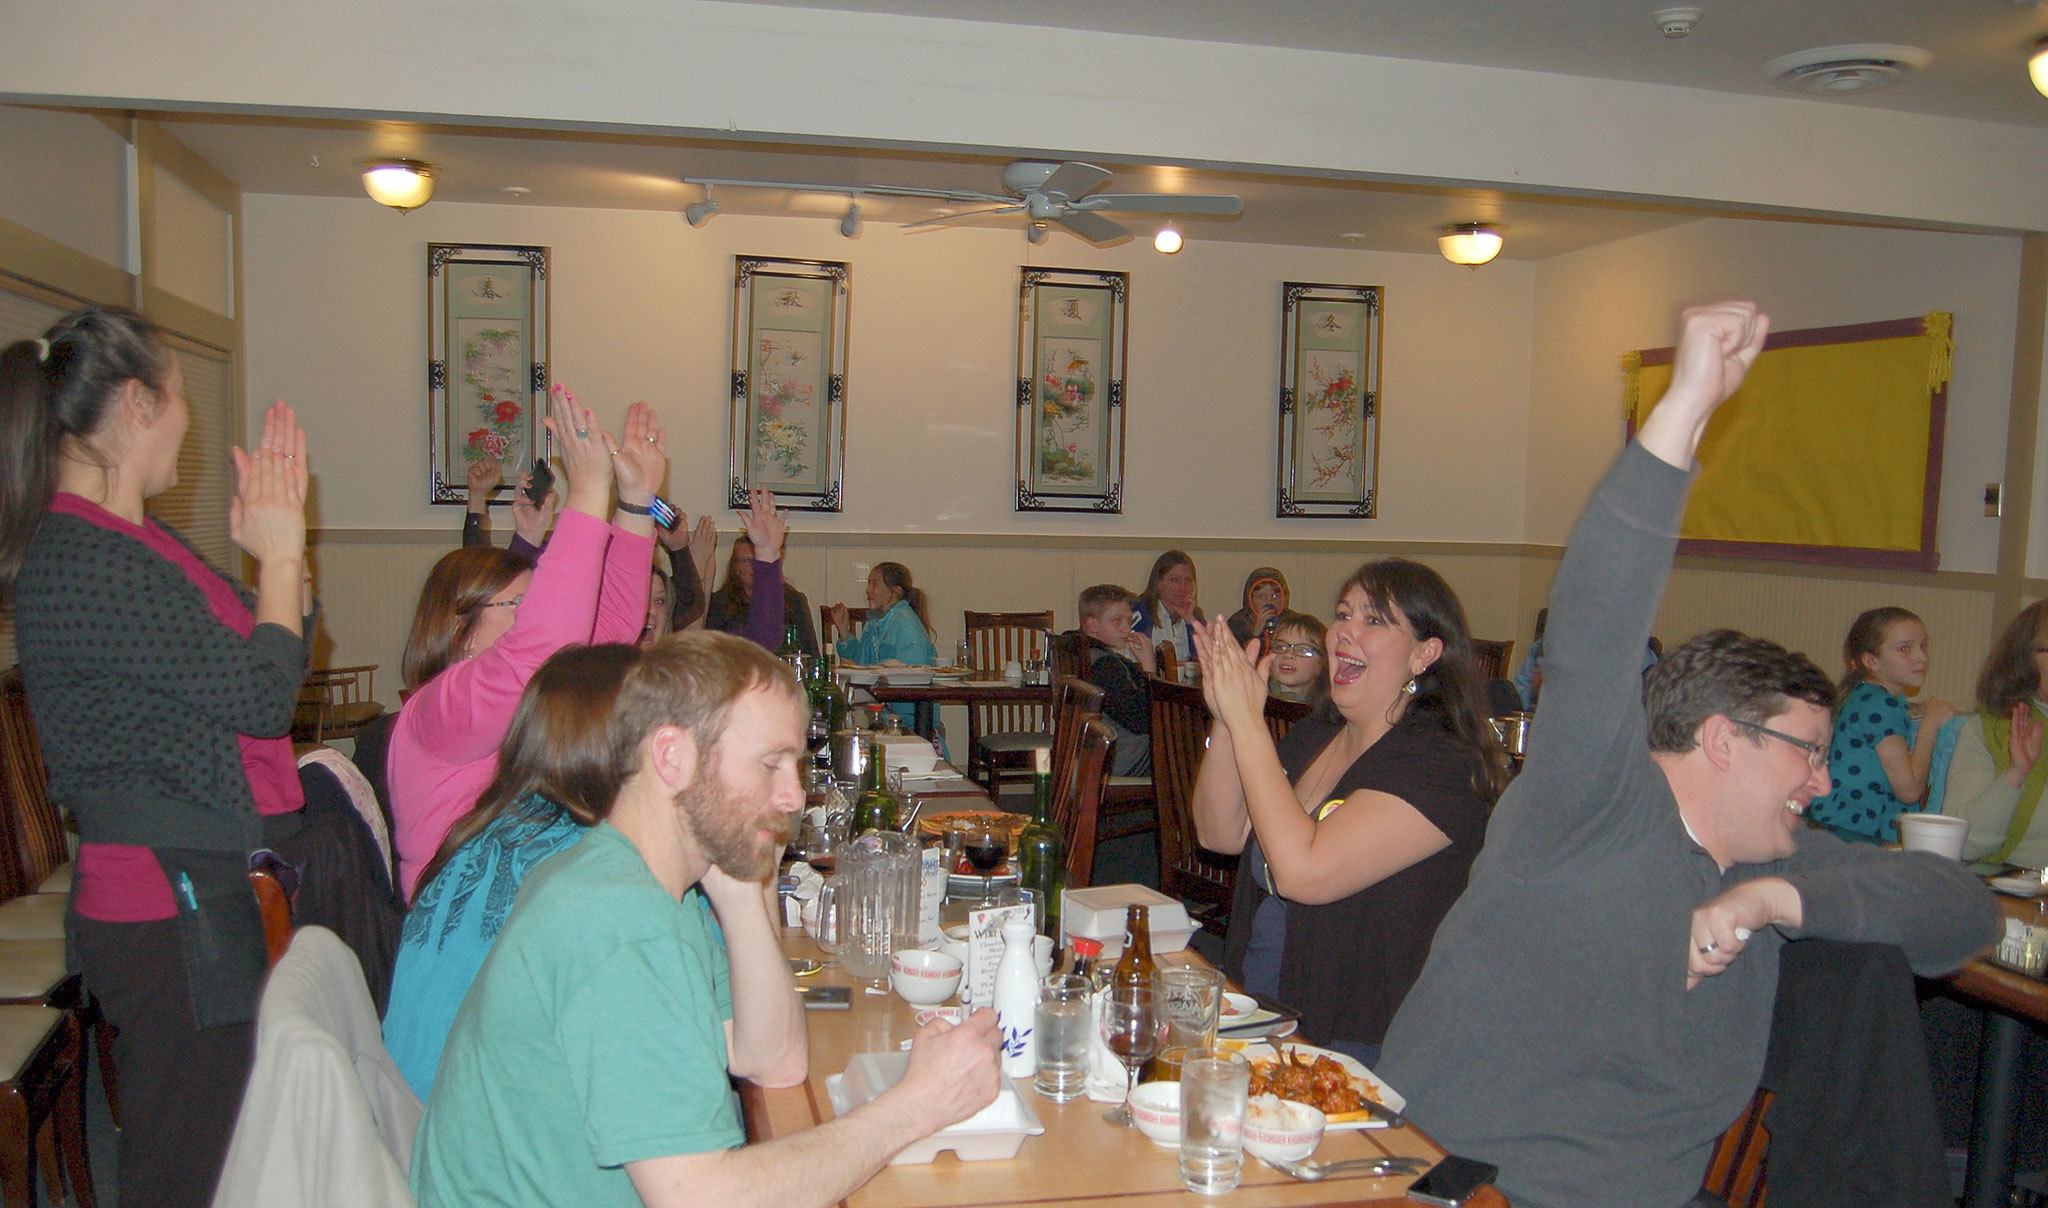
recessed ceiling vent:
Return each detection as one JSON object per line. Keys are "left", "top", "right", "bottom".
{"left": 1765, "top": 44, "right": 1931, "bottom": 95}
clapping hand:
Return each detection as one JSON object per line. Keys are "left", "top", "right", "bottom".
{"left": 230, "top": 401, "right": 309, "bottom": 567}
{"left": 542, "top": 384, "right": 614, "bottom": 518}
{"left": 739, "top": 487, "right": 787, "bottom": 563}
{"left": 611, "top": 401, "right": 668, "bottom": 511}
{"left": 828, "top": 602, "right": 851, "bottom": 638}
{"left": 2010, "top": 703, "right": 2044, "bottom": 779}
{"left": 1191, "top": 617, "right": 1269, "bottom": 735}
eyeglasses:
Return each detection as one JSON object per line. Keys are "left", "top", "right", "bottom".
{"left": 475, "top": 595, "right": 523, "bottom": 613}
{"left": 1270, "top": 642, "right": 1323, "bottom": 659}
{"left": 1731, "top": 720, "right": 1827, "bottom": 770}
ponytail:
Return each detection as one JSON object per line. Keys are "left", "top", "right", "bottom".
{"left": 1836, "top": 606, "right": 1920, "bottom": 703}
{"left": 0, "top": 306, "right": 170, "bottom": 609}
{"left": 873, "top": 561, "right": 934, "bottom": 640}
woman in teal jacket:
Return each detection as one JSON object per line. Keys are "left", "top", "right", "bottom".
{"left": 830, "top": 561, "right": 937, "bottom": 731}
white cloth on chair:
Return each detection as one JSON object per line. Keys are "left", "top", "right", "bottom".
{"left": 213, "top": 926, "right": 422, "bottom": 1208}
{"left": 299, "top": 746, "right": 395, "bottom": 891}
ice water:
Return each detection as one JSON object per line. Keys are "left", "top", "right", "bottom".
{"left": 1178, "top": 1050, "right": 1247, "bottom": 1196}
{"left": 1033, "top": 992, "right": 1091, "bottom": 1101}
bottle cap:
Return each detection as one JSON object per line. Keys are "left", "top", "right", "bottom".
{"left": 1070, "top": 936, "right": 1104, "bottom": 957}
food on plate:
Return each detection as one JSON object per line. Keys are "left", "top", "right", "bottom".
{"left": 1246, "top": 1047, "right": 1383, "bottom": 1116}
{"left": 1247, "top": 1094, "right": 1319, "bottom": 1132}
{"left": 919, "top": 810, "right": 1029, "bottom": 840}
{"left": 931, "top": 665, "right": 974, "bottom": 676}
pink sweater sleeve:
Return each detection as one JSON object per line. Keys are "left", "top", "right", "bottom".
{"left": 399, "top": 508, "right": 611, "bottom": 766}
{"left": 590, "top": 523, "right": 657, "bottom": 645}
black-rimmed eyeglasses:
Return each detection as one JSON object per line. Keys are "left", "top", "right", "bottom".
{"left": 1732, "top": 720, "right": 1827, "bottom": 770}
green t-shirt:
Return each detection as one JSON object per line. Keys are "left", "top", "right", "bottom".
{"left": 411, "top": 823, "right": 740, "bottom": 1206}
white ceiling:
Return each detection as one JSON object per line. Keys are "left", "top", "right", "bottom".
{"left": 141, "top": 0, "right": 2048, "bottom": 258}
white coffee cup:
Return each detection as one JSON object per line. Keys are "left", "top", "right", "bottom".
{"left": 1898, "top": 813, "right": 1969, "bottom": 860}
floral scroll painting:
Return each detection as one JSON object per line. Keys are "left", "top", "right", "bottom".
{"left": 1278, "top": 283, "right": 1381, "bottom": 518}
{"left": 730, "top": 258, "right": 848, "bottom": 512}
{"left": 427, "top": 244, "right": 550, "bottom": 505}
{"left": 1017, "top": 269, "right": 1127, "bottom": 513}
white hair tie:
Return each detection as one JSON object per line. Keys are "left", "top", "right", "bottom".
{"left": 31, "top": 338, "right": 50, "bottom": 363}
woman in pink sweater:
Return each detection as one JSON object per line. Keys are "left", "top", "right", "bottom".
{"left": 388, "top": 388, "right": 660, "bottom": 900}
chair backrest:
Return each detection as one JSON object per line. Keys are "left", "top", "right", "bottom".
{"left": 293, "top": 665, "right": 383, "bottom": 744}
{"left": 1701, "top": 1087, "right": 1773, "bottom": 1207}
{"left": 1264, "top": 694, "right": 1311, "bottom": 745}
{"left": 1468, "top": 638, "right": 1515, "bottom": 686}
{"left": 1148, "top": 678, "right": 1236, "bottom": 915}
{"left": 1059, "top": 719, "right": 1115, "bottom": 891}
{"left": 215, "top": 926, "right": 422, "bottom": 1207}
{"left": 819, "top": 605, "right": 868, "bottom": 649}
{"left": 964, "top": 610, "right": 1054, "bottom": 736}
{"left": 1048, "top": 630, "right": 1087, "bottom": 690}
{"left": 1051, "top": 677, "right": 1105, "bottom": 818}
{"left": 0, "top": 666, "right": 69, "bottom": 896}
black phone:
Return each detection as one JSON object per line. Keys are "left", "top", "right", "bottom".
{"left": 797, "top": 984, "right": 851, "bottom": 1011}
{"left": 522, "top": 458, "right": 554, "bottom": 507}
{"left": 1406, "top": 1155, "right": 1499, "bottom": 1207}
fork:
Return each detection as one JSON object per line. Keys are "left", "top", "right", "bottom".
{"left": 1259, "top": 1155, "right": 1432, "bottom": 1182}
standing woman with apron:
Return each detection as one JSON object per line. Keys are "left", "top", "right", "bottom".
{"left": 0, "top": 305, "right": 314, "bottom": 1206}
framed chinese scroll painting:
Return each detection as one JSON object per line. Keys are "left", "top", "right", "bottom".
{"left": 1016, "top": 267, "right": 1128, "bottom": 513}
{"left": 729, "top": 256, "right": 849, "bottom": 512}
{"left": 1277, "top": 282, "right": 1381, "bottom": 518}
{"left": 427, "top": 243, "right": 550, "bottom": 505}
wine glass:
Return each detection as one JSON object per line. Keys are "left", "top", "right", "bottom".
{"left": 958, "top": 825, "right": 1010, "bottom": 906}
{"left": 1100, "top": 982, "right": 1160, "bottom": 1126}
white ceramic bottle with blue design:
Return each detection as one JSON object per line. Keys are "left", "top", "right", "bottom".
{"left": 993, "top": 918, "right": 1040, "bottom": 1078}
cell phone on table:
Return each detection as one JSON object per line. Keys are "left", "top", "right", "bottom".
{"left": 522, "top": 458, "right": 554, "bottom": 507}
{"left": 1406, "top": 1155, "right": 1499, "bottom": 1207}
{"left": 797, "top": 984, "right": 851, "bottom": 1011}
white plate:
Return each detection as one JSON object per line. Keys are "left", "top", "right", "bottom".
{"left": 1220, "top": 992, "right": 1260, "bottom": 1022}
{"left": 1990, "top": 875, "right": 2047, "bottom": 898}
{"left": 1237, "top": 1041, "right": 1405, "bottom": 1129}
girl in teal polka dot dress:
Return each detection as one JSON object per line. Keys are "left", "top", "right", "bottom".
{"left": 1808, "top": 606, "right": 1958, "bottom": 842}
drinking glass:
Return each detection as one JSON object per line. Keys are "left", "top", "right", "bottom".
{"left": 955, "top": 637, "right": 973, "bottom": 671}
{"left": 1100, "top": 982, "right": 1159, "bottom": 1126}
{"left": 1178, "top": 1047, "right": 1249, "bottom": 1196}
{"left": 1153, "top": 965, "right": 1223, "bottom": 1051}
{"left": 810, "top": 879, "right": 843, "bottom": 957}
{"left": 1034, "top": 974, "right": 1091, "bottom": 1101}
{"left": 958, "top": 824, "right": 1010, "bottom": 906}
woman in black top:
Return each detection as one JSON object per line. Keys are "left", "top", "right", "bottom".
{"left": 1192, "top": 559, "right": 1506, "bottom": 1066}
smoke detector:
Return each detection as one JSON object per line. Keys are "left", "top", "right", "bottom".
{"left": 1764, "top": 44, "right": 1930, "bottom": 95}
{"left": 1653, "top": 7, "right": 1701, "bottom": 38}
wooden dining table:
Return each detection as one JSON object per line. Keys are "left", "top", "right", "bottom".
{"left": 858, "top": 673, "right": 1048, "bottom": 738}
{"left": 746, "top": 926, "right": 1457, "bottom": 1207}
{"left": 1942, "top": 889, "right": 2048, "bottom": 1208}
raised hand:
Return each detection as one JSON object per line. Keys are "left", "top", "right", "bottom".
{"left": 2010, "top": 703, "right": 2044, "bottom": 779}
{"left": 465, "top": 457, "right": 502, "bottom": 511}
{"left": 1191, "top": 617, "right": 1268, "bottom": 734}
{"left": 510, "top": 467, "right": 557, "bottom": 546}
{"left": 230, "top": 401, "right": 309, "bottom": 567}
{"left": 542, "top": 384, "right": 613, "bottom": 519}
{"left": 610, "top": 401, "right": 668, "bottom": 510}
{"left": 828, "top": 602, "right": 851, "bottom": 639}
{"left": 739, "top": 487, "right": 787, "bottom": 563}
{"left": 1637, "top": 302, "right": 1770, "bottom": 469}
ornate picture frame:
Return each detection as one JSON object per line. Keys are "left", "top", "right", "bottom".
{"left": 729, "top": 256, "right": 849, "bottom": 512}
{"left": 1015, "top": 266, "right": 1128, "bottom": 513}
{"left": 427, "top": 243, "right": 551, "bottom": 505}
{"left": 1276, "top": 281, "right": 1381, "bottom": 519}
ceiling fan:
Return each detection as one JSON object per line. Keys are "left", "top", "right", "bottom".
{"left": 897, "top": 160, "right": 1243, "bottom": 243}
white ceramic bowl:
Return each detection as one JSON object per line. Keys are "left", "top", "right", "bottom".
{"left": 890, "top": 949, "right": 963, "bottom": 1005}
{"left": 1243, "top": 1095, "right": 1325, "bottom": 1163}
{"left": 1127, "top": 1080, "right": 1182, "bottom": 1149}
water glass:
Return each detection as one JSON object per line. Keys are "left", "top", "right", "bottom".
{"left": 955, "top": 638, "right": 973, "bottom": 670}
{"left": 1153, "top": 965, "right": 1222, "bottom": 1051}
{"left": 1034, "top": 975, "right": 1091, "bottom": 1101}
{"left": 1179, "top": 1048, "right": 1249, "bottom": 1196}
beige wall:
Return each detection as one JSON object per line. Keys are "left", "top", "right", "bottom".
{"left": 0, "top": 106, "right": 128, "bottom": 271}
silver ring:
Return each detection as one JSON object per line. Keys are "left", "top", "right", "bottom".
{"left": 1698, "top": 942, "right": 1718, "bottom": 955}
{"left": 574, "top": 428, "right": 589, "bottom": 438}
{"left": 283, "top": 454, "right": 296, "bottom": 461}
{"left": 645, "top": 435, "right": 657, "bottom": 443}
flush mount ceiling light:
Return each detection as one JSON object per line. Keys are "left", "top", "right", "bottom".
{"left": 1438, "top": 222, "right": 1504, "bottom": 267}
{"left": 1153, "top": 225, "right": 1183, "bottom": 254}
{"left": 2032, "top": 37, "right": 2048, "bottom": 99}
{"left": 839, "top": 202, "right": 862, "bottom": 238}
{"left": 1764, "top": 44, "right": 1930, "bottom": 95}
{"left": 361, "top": 159, "right": 435, "bottom": 211}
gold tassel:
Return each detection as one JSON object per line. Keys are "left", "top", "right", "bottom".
{"left": 1922, "top": 311, "right": 1953, "bottom": 393}
{"left": 1621, "top": 350, "right": 1643, "bottom": 424}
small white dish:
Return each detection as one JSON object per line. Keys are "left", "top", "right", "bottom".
{"left": 1243, "top": 1095, "right": 1326, "bottom": 1163}
{"left": 1127, "top": 1080, "right": 1181, "bottom": 1148}
{"left": 1220, "top": 992, "right": 1259, "bottom": 1021}
{"left": 890, "top": 949, "right": 963, "bottom": 1005}
{"left": 1990, "top": 875, "right": 2048, "bottom": 898}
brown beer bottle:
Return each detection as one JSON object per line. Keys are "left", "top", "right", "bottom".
{"left": 1112, "top": 904, "right": 1156, "bottom": 990}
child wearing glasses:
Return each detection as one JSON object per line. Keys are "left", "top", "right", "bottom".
{"left": 1807, "top": 606, "right": 1958, "bottom": 843}
{"left": 1266, "top": 611, "right": 1328, "bottom": 705}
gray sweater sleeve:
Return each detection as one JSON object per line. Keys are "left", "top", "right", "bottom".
{"left": 1488, "top": 442, "right": 1690, "bottom": 864}
{"left": 1753, "top": 831, "right": 2002, "bottom": 976}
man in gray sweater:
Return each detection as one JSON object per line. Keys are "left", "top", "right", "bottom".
{"left": 1377, "top": 302, "right": 1999, "bottom": 1208}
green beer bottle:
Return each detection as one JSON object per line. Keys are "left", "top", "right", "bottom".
{"left": 1015, "top": 747, "right": 1066, "bottom": 941}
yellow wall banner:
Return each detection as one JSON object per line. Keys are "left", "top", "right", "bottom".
{"left": 1625, "top": 313, "right": 1950, "bottom": 571}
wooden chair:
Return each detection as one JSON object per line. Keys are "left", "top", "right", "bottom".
{"left": 1050, "top": 677, "right": 1104, "bottom": 811}
{"left": 1148, "top": 678, "right": 1239, "bottom": 930}
{"left": 291, "top": 664, "right": 385, "bottom": 745}
{"left": 249, "top": 868, "right": 295, "bottom": 971}
{"left": 0, "top": 1007, "right": 93, "bottom": 1208}
{"left": 1265, "top": 694, "right": 1311, "bottom": 744}
{"left": 1701, "top": 1087, "right": 1773, "bottom": 1207}
{"left": 0, "top": 671, "right": 67, "bottom": 897}
{"left": 1047, "top": 631, "right": 1087, "bottom": 689}
{"left": 963, "top": 611, "right": 1054, "bottom": 789}
{"left": 1057, "top": 720, "right": 1115, "bottom": 891}
{"left": 819, "top": 605, "right": 868, "bottom": 650}
{"left": 1468, "top": 639, "right": 1515, "bottom": 686}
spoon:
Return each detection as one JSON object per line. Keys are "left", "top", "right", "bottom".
{"left": 1259, "top": 1155, "right": 1431, "bottom": 1182}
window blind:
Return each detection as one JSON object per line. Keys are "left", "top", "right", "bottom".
{"left": 147, "top": 334, "right": 236, "bottom": 570}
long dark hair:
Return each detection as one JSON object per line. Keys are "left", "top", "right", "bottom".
{"left": 713, "top": 531, "right": 756, "bottom": 616}
{"left": 0, "top": 306, "right": 172, "bottom": 608}
{"left": 1137, "top": 549, "right": 1203, "bottom": 626}
{"left": 1836, "top": 605, "right": 1921, "bottom": 701}
{"left": 415, "top": 643, "right": 643, "bottom": 896}
{"left": 401, "top": 546, "right": 533, "bottom": 691}
{"left": 873, "top": 561, "right": 934, "bottom": 639}
{"left": 1977, "top": 600, "right": 2048, "bottom": 716}
{"left": 1326, "top": 558, "right": 1509, "bottom": 800}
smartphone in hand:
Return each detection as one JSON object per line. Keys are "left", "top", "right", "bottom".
{"left": 522, "top": 458, "right": 555, "bottom": 507}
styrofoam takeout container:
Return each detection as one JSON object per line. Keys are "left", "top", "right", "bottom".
{"left": 827, "top": 1051, "right": 1043, "bottom": 1163}
{"left": 874, "top": 734, "right": 941, "bottom": 774}
{"left": 1061, "top": 884, "right": 1198, "bottom": 957}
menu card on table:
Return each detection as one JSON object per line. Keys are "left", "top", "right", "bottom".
{"left": 966, "top": 903, "right": 1034, "bottom": 1007}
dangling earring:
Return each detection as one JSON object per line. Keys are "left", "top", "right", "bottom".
{"left": 1402, "top": 676, "right": 1418, "bottom": 696}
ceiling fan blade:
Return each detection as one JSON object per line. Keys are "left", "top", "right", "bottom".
{"left": 1056, "top": 209, "right": 1133, "bottom": 243}
{"left": 898, "top": 204, "right": 1025, "bottom": 231}
{"left": 1078, "top": 193, "right": 1244, "bottom": 216}
{"left": 1037, "top": 161, "right": 1113, "bottom": 202}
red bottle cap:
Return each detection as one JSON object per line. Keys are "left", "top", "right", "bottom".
{"left": 1070, "top": 936, "right": 1104, "bottom": 958}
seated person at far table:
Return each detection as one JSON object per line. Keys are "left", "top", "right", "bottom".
{"left": 1078, "top": 584, "right": 1156, "bottom": 776}
{"left": 1377, "top": 302, "right": 1999, "bottom": 1208}
{"left": 412, "top": 632, "right": 1002, "bottom": 1208}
